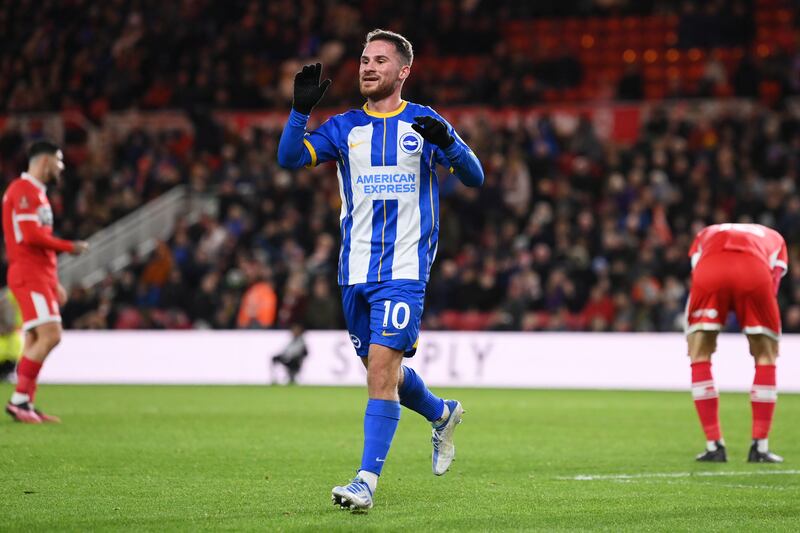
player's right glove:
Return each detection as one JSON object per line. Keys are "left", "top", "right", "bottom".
{"left": 292, "top": 63, "right": 331, "bottom": 115}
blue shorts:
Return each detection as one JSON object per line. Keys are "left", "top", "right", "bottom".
{"left": 341, "top": 280, "right": 426, "bottom": 357}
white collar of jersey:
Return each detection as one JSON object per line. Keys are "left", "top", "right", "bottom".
{"left": 362, "top": 100, "right": 407, "bottom": 118}
{"left": 22, "top": 172, "right": 47, "bottom": 193}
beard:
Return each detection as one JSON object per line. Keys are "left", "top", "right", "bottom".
{"left": 359, "top": 77, "right": 396, "bottom": 100}
{"left": 47, "top": 166, "right": 62, "bottom": 185}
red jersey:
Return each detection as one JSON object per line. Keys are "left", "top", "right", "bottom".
{"left": 689, "top": 223, "right": 788, "bottom": 275}
{"left": 2, "top": 173, "right": 74, "bottom": 285}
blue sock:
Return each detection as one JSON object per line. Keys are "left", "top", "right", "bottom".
{"left": 398, "top": 366, "right": 445, "bottom": 422}
{"left": 360, "top": 399, "right": 401, "bottom": 476}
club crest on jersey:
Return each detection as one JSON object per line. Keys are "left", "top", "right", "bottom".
{"left": 350, "top": 334, "right": 362, "bottom": 349}
{"left": 399, "top": 132, "right": 422, "bottom": 154}
{"left": 37, "top": 205, "right": 53, "bottom": 226}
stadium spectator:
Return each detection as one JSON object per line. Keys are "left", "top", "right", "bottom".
{"left": 270, "top": 322, "right": 308, "bottom": 385}
{"left": 0, "top": 1, "right": 793, "bottom": 113}
{"left": 237, "top": 269, "right": 278, "bottom": 329}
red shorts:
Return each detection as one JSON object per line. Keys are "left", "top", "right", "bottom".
{"left": 686, "top": 251, "right": 780, "bottom": 340}
{"left": 9, "top": 278, "right": 61, "bottom": 332}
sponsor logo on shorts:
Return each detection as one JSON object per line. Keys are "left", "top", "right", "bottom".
{"left": 350, "top": 334, "right": 362, "bottom": 349}
{"left": 691, "top": 308, "right": 719, "bottom": 319}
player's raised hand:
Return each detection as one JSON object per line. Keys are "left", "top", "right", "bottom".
{"left": 412, "top": 116, "right": 455, "bottom": 148}
{"left": 293, "top": 63, "right": 331, "bottom": 115}
{"left": 71, "top": 240, "right": 89, "bottom": 255}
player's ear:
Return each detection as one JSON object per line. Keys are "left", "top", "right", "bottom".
{"left": 399, "top": 64, "right": 410, "bottom": 81}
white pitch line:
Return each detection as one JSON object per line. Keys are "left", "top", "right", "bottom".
{"left": 621, "top": 478, "right": 790, "bottom": 490}
{"left": 558, "top": 470, "right": 800, "bottom": 481}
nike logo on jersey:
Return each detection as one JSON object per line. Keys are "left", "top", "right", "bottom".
{"left": 381, "top": 331, "right": 400, "bottom": 337}
{"left": 349, "top": 141, "right": 366, "bottom": 149}
{"left": 376, "top": 457, "right": 385, "bottom": 462}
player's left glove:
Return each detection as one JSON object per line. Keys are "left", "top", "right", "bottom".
{"left": 412, "top": 116, "right": 454, "bottom": 148}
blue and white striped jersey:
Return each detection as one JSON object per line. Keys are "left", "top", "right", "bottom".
{"left": 280, "top": 100, "right": 483, "bottom": 286}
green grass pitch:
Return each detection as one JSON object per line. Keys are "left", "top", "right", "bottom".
{"left": 1, "top": 384, "right": 799, "bottom": 531}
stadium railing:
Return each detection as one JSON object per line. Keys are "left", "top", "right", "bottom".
{"left": 57, "top": 185, "right": 215, "bottom": 288}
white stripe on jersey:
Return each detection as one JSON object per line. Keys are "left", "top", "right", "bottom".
{"left": 346, "top": 123, "right": 376, "bottom": 283}
{"left": 391, "top": 119, "right": 422, "bottom": 281}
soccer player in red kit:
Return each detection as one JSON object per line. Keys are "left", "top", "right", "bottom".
{"left": 2, "top": 140, "right": 88, "bottom": 423}
{"left": 685, "top": 223, "right": 787, "bottom": 463}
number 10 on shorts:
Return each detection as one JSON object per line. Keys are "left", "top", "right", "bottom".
{"left": 382, "top": 300, "right": 411, "bottom": 329}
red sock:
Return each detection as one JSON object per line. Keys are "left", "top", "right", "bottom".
{"left": 751, "top": 364, "right": 777, "bottom": 439}
{"left": 691, "top": 361, "right": 721, "bottom": 441}
{"left": 15, "top": 356, "right": 43, "bottom": 400}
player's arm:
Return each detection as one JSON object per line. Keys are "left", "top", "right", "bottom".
{"left": 412, "top": 115, "right": 484, "bottom": 187}
{"left": 688, "top": 227, "right": 711, "bottom": 269}
{"left": 277, "top": 63, "right": 334, "bottom": 169}
{"left": 772, "top": 267, "right": 785, "bottom": 295}
{"left": 771, "top": 239, "right": 789, "bottom": 295}
{"left": 10, "top": 188, "right": 86, "bottom": 254}
{"left": 18, "top": 220, "right": 88, "bottom": 255}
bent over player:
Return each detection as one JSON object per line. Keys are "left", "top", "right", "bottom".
{"left": 685, "top": 223, "right": 787, "bottom": 463}
{"left": 3, "top": 141, "right": 89, "bottom": 423}
{"left": 278, "top": 30, "right": 484, "bottom": 510}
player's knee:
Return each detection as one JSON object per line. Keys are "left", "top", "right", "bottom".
{"left": 367, "top": 366, "right": 400, "bottom": 395}
{"left": 367, "top": 371, "right": 397, "bottom": 394}
{"left": 687, "top": 332, "right": 717, "bottom": 360}
{"left": 748, "top": 335, "right": 778, "bottom": 363}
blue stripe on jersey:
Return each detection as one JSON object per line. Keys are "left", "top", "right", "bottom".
{"left": 379, "top": 200, "right": 398, "bottom": 281}
{"left": 367, "top": 200, "right": 384, "bottom": 282}
{"left": 370, "top": 119, "right": 385, "bottom": 167}
{"left": 383, "top": 119, "right": 398, "bottom": 166}
{"left": 368, "top": 118, "right": 399, "bottom": 167}
{"left": 338, "top": 151, "right": 355, "bottom": 285}
{"left": 367, "top": 199, "right": 397, "bottom": 282}
{"left": 417, "top": 147, "right": 435, "bottom": 281}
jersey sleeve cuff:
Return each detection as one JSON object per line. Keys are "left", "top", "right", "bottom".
{"left": 289, "top": 108, "right": 311, "bottom": 123}
{"left": 442, "top": 141, "right": 465, "bottom": 161}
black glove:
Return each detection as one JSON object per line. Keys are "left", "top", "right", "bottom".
{"left": 292, "top": 63, "right": 331, "bottom": 115}
{"left": 411, "top": 116, "right": 454, "bottom": 148}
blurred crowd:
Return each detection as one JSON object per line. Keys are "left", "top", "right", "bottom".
{"left": 424, "top": 104, "right": 800, "bottom": 333}
{"left": 1, "top": 0, "right": 797, "bottom": 112}
{"left": 1, "top": 0, "right": 799, "bottom": 333}
{"left": 3, "top": 100, "right": 797, "bottom": 333}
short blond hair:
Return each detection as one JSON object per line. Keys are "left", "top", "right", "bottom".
{"left": 364, "top": 29, "right": 413, "bottom": 66}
